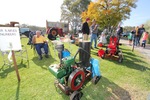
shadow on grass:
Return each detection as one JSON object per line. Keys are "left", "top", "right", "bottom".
{"left": 0, "top": 61, "right": 27, "bottom": 78}
{"left": 59, "top": 76, "right": 131, "bottom": 100}
{"left": 91, "top": 50, "right": 99, "bottom": 56}
{"left": 91, "top": 45, "right": 149, "bottom": 71}
{"left": 83, "top": 76, "right": 131, "bottom": 100}
{"left": 120, "top": 46, "right": 131, "bottom": 51}
{"left": 122, "top": 51, "right": 145, "bottom": 63}
{"left": 91, "top": 52, "right": 98, "bottom": 56}
{"left": 16, "top": 82, "right": 20, "bottom": 100}
{"left": 121, "top": 54, "right": 150, "bottom": 71}
{"left": 120, "top": 46, "right": 149, "bottom": 71}
{"left": 101, "top": 53, "right": 150, "bottom": 71}
{"left": 32, "top": 55, "right": 56, "bottom": 70}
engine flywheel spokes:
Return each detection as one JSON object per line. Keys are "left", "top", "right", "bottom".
{"left": 68, "top": 69, "right": 85, "bottom": 91}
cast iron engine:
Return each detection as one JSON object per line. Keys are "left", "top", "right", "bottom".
{"left": 49, "top": 41, "right": 101, "bottom": 100}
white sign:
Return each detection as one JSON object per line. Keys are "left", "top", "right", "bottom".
{"left": 0, "top": 27, "right": 22, "bottom": 51}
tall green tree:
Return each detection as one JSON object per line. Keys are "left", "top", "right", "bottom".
{"left": 61, "top": 0, "right": 91, "bottom": 33}
{"left": 144, "top": 20, "right": 150, "bottom": 44}
{"left": 145, "top": 20, "right": 150, "bottom": 32}
{"left": 81, "top": 0, "right": 137, "bottom": 32}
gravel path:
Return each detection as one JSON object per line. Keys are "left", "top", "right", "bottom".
{"left": 120, "top": 39, "right": 150, "bottom": 59}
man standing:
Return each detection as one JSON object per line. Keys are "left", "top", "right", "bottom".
{"left": 90, "top": 19, "right": 98, "bottom": 49}
{"left": 138, "top": 24, "right": 145, "bottom": 45}
{"left": 134, "top": 26, "right": 139, "bottom": 46}
{"left": 116, "top": 25, "right": 123, "bottom": 43}
{"left": 82, "top": 18, "right": 90, "bottom": 40}
{"left": 32, "top": 30, "right": 49, "bottom": 60}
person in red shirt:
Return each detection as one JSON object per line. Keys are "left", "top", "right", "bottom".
{"left": 141, "top": 31, "right": 149, "bottom": 48}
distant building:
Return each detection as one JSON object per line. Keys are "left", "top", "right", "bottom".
{"left": 46, "top": 20, "right": 69, "bottom": 33}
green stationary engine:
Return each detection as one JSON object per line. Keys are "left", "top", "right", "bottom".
{"left": 49, "top": 41, "right": 101, "bottom": 100}
{"left": 49, "top": 56, "right": 75, "bottom": 84}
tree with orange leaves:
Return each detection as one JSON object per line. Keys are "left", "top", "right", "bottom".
{"left": 81, "top": 0, "right": 137, "bottom": 32}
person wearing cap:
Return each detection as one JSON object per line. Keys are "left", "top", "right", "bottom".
{"left": 90, "top": 19, "right": 98, "bottom": 49}
{"left": 82, "top": 18, "right": 90, "bottom": 40}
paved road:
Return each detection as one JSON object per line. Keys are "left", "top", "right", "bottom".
{"left": 120, "top": 39, "right": 150, "bottom": 59}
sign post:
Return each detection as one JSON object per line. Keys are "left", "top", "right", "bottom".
{"left": 0, "top": 27, "right": 22, "bottom": 82}
{"left": 12, "top": 50, "right": 20, "bottom": 81}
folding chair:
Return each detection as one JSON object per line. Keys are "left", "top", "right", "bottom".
{"left": 32, "top": 43, "right": 51, "bottom": 57}
{"left": 0, "top": 50, "right": 12, "bottom": 66}
{"left": 0, "top": 45, "right": 29, "bottom": 66}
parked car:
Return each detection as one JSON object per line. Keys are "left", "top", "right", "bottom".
{"left": 20, "top": 28, "right": 30, "bottom": 34}
{"left": 122, "top": 32, "right": 129, "bottom": 37}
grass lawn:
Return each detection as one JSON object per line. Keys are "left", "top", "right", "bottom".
{"left": 0, "top": 37, "right": 150, "bottom": 100}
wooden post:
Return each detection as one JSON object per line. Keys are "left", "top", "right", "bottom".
{"left": 132, "top": 35, "right": 135, "bottom": 52}
{"left": 12, "top": 50, "right": 20, "bottom": 82}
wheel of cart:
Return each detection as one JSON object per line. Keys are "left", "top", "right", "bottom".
{"left": 92, "top": 76, "right": 101, "bottom": 84}
{"left": 70, "top": 91, "right": 82, "bottom": 100}
{"left": 101, "top": 53, "right": 105, "bottom": 59}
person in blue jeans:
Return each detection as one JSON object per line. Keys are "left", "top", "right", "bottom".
{"left": 138, "top": 24, "right": 145, "bottom": 45}
{"left": 32, "top": 31, "right": 49, "bottom": 60}
{"left": 90, "top": 19, "right": 98, "bottom": 49}
{"left": 134, "top": 26, "right": 139, "bottom": 46}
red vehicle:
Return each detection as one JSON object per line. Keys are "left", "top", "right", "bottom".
{"left": 98, "top": 35, "right": 123, "bottom": 63}
{"left": 46, "top": 20, "right": 69, "bottom": 37}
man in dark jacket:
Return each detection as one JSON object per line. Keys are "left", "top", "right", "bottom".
{"left": 116, "top": 25, "right": 123, "bottom": 43}
{"left": 138, "top": 24, "right": 145, "bottom": 45}
{"left": 82, "top": 18, "right": 90, "bottom": 40}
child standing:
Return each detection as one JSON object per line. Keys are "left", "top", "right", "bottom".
{"left": 128, "top": 32, "right": 132, "bottom": 46}
{"left": 141, "top": 31, "right": 149, "bottom": 48}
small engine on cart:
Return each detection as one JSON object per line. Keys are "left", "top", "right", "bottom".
{"left": 49, "top": 41, "right": 101, "bottom": 100}
{"left": 98, "top": 35, "right": 123, "bottom": 63}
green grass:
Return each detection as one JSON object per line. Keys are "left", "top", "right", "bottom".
{"left": 0, "top": 37, "right": 150, "bottom": 100}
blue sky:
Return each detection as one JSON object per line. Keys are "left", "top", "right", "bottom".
{"left": 123, "top": 0, "right": 150, "bottom": 26}
{"left": 0, "top": 0, "right": 149, "bottom": 27}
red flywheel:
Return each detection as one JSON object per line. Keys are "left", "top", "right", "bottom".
{"left": 68, "top": 69, "right": 85, "bottom": 91}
